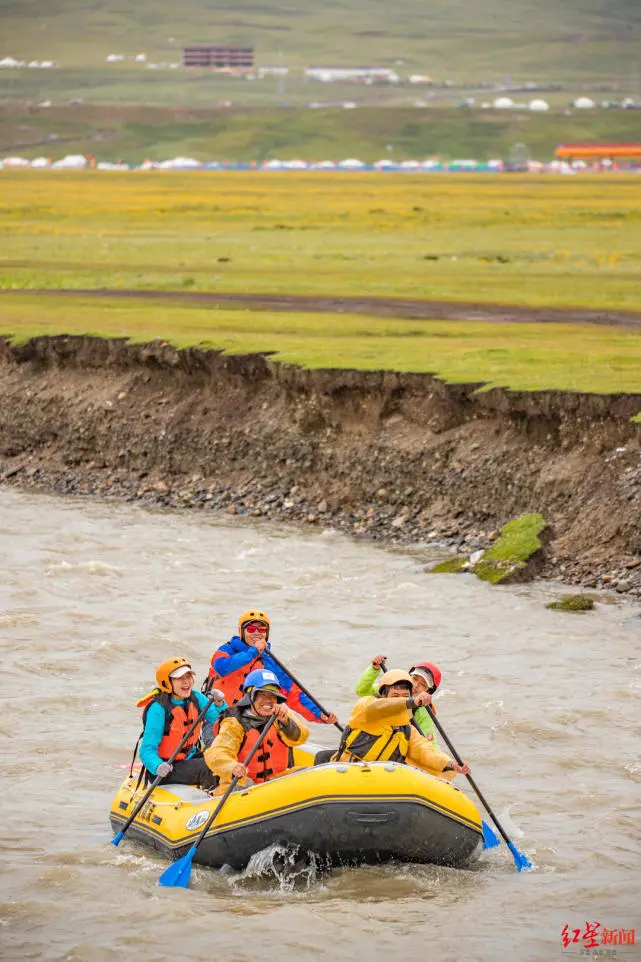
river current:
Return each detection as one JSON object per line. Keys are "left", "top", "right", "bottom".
{"left": 0, "top": 487, "right": 639, "bottom": 962}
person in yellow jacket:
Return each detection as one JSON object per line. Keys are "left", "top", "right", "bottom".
{"left": 335, "top": 669, "right": 470, "bottom": 780}
{"left": 204, "top": 668, "right": 310, "bottom": 794}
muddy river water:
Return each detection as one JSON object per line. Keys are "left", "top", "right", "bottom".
{"left": 1, "top": 487, "right": 639, "bottom": 962}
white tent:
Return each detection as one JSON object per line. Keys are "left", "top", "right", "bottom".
{"left": 529, "top": 99, "right": 550, "bottom": 111}
{"left": 338, "top": 158, "right": 365, "bottom": 169}
{"left": 312, "top": 160, "right": 337, "bottom": 169}
{"left": 0, "top": 56, "right": 20, "bottom": 68}
{"left": 157, "top": 157, "right": 200, "bottom": 169}
{"left": 97, "top": 162, "right": 129, "bottom": 170}
{"left": 106, "top": 54, "right": 125, "bottom": 63}
{"left": 493, "top": 97, "right": 514, "bottom": 109}
{"left": 573, "top": 97, "right": 594, "bottom": 109}
{"left": 2, "top": 156, "right": 30, "bottom": 167}
{"left": 52, "top": 155, "right": 88, "bottom": 169}
{"left": 30, "top": 157, "right": 51, "bottom": 168}
{"left": 263, "top": 159, "right": 283, "bottom": 169}
{"left": 282, "top": 159, "right": 308, "bottom": 169}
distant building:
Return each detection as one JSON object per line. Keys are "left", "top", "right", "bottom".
{"left": 183, "top": 45, "right": 254, "bottom": 69}
{"left": 257, "top": 65, "right": 289, "bottom": 76}
{"left": 556, "top": 142, "right": 641, "bottom": 160}
{"left": 305, "top": 67, "right": 398, "bottom": 83}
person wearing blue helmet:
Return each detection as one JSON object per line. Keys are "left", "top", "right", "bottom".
{"left": 204, "top": 668, "right": 309, "bottom": 793}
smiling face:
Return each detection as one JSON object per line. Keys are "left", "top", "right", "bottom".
{"left": 242, "top": 621, "right": 268, "bottom": 643}
{"left": 170, "top": 671, "right": 195, "bottom": 698}
{"left": 251, "top": 690, "right": 279, "bottom": 716}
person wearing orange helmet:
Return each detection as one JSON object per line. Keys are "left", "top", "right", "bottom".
{"left": 202, "top": 609, "right": 338, "bottom": 727}
{"left": 137, "top": 657, "right": 227, "bottom": 791}
{"left": 334, "top": 669, "right": 470, "bottom": 779}
{"left": 355, "top": 656, "right": 443, "bottom": 745}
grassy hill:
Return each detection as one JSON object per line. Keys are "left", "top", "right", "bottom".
{"left": 1, "top": 102, "right": 640, "bottom": 163}
{"left": 2, "top": 0, "right": 640, "bottom": 83}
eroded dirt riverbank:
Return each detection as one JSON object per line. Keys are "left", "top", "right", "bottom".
{"left": 0, "top": 335, "right": 640, "bottom": 597}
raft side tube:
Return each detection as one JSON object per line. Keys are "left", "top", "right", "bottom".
{"left": 109, "top": 759, "right": 483, "bottom": 870}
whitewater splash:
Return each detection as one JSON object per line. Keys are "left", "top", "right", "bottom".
{"left": 223, "top": 843, "right": 329, "bottom": 894}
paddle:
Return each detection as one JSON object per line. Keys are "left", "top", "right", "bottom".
{"left": 111, "top": 690, "right": 222, "bottom": 847}
{"left": 377, "top": 660, "right": 504, "bottom": 858}
{"left": 424, "top": 703, "right": 532, "bottom": 870}
{"left": 158, "top": 714, "right": 277, "bottom": 888}
{"left": 267, "top": 650, "right": 343, "bottom": 732}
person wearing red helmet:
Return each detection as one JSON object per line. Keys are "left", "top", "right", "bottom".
{"left": 355, "top": 656, "right": 443, "bottom": 745}
{"left": 334, "top": 669, "right": 470, "bottom": 778}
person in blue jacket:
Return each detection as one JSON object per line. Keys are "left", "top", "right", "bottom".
{"left": 138, "top": 657, "right": 227, "bottom": 791}
{"left": 202, "top": 609, "right": 338, "bottom": 732}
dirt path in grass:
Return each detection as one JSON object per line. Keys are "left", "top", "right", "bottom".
{"left": 2, "top": 288, "right": 641, "bottom": 327}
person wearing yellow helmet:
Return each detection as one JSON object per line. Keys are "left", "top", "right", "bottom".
{"left": 137, "top": 657, "right": 227, "bottom": 791}
{"left": 355, "top": 654, "right": 443, "bottom": 746}
{"left": 202, "top": 609, "right": 338, "bottom": 728}
{"left": 332, "top": 668, "right": 470, "bottom": 778}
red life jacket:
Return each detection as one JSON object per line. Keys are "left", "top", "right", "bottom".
{"left": 204, "top": 649, "right": 263, "bottom": 706}
{"left": 140, "top": 691, "right": 201, "bottom": 762}
{"left": 233, "top": 707, "right": 291, "bottom": 783}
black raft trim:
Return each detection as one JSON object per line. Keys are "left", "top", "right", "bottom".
{"left": 110, "top": 790, "right": 483, "bottom": 849}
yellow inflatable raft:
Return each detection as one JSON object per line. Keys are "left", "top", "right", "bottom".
{"left": 109, "top": 745, "right": 484, "bottom": 870}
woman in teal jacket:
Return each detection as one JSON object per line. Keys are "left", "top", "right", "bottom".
{"left": 355, "top": 656, "right": 443, "bottom": 747}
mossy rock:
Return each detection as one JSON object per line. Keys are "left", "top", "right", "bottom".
{"left": 472, "top": 513, "right": 548, "bottom": 585}
{"left": 428, "top": 513, "right": 548, "bottom": 584}
{"left": 430, "top": 555, "right": 470, "bottom": 574}
{"left": 546, "top": 594, "right": 596, "bottom": 612}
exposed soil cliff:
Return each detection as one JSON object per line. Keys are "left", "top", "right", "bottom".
{"left": 1, "top": 335, "right": 640, "bottom": 597}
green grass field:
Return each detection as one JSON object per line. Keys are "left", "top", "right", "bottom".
{"left": 1, "top": 172, "right": 640, "bottom": 311}
{"left": 1, "top": 172, "right": 640, "bottom": 413}
{"left": 2, "top": 0, "right": 639, "bottom": 84}
{"left": 1, "top": 294, "right": 640, "bottom": 400}
{"left": 2, "top": 102, "right": 641, "bottom": 163}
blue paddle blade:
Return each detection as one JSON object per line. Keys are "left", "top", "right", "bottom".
{"left": 111, "top": 831, "right": 124, "bottom": 847}
{"left": 507, "top": 841, "right": 533, "bottom": 872}
{"left": 482, "top": 820, "right": 501, "bottom": 849}
{"left": 158, "top": 846, "right": 196, "bottom": 888}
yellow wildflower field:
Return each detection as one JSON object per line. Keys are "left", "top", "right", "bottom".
{"left": 1, "top": 171, "right": 640, "bottom": 311}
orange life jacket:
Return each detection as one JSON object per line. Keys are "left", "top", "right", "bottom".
{"left": 204, "top": 650, "right": 263, "bottom": 705}
{"left": 139, "top": 691, "right": 201, "bottom": 762}
{"left": 232, "top": 708, "right": 291, "bottom": 782}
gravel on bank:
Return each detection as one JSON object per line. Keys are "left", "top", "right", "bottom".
{"left": 1, "top": 335, "right": 640, "bottom": 600}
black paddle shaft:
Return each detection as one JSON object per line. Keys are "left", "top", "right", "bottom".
{"left": 189, "top": 714, "right": 277, "bottom": 854}
{"left": 378, "top": 659, "right": 513, "bottom": 847}
{"left": 425, "top": 704, "right": 512, "bottom": 847}
{"left": 267, "top": 651, "right": 344, "bottom": 732}
{"left": 115, "top": 691, "right": 219, "bottom": 843}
